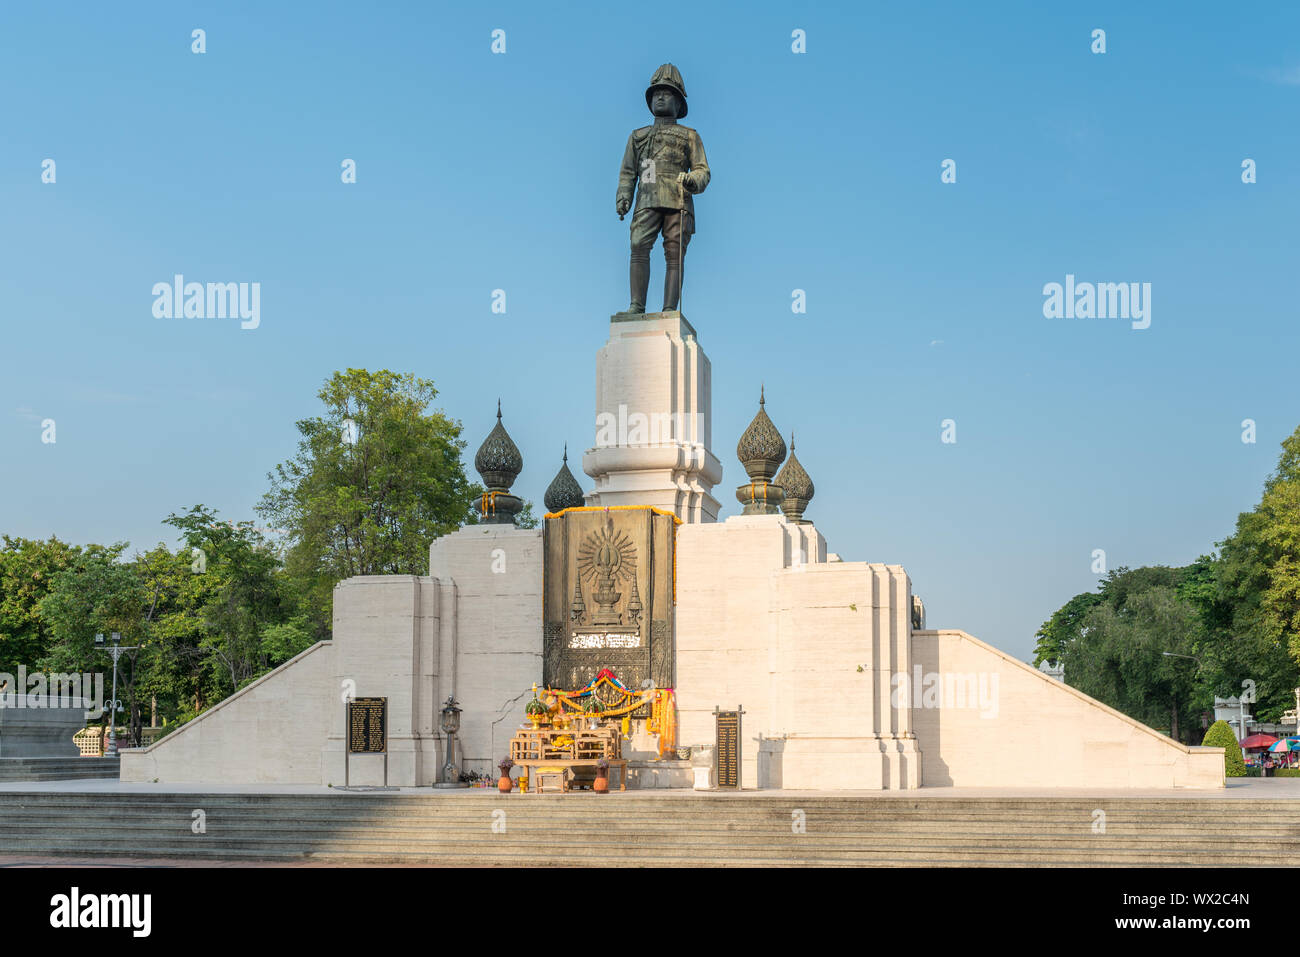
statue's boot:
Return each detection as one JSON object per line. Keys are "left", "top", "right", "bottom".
{"left": 662, "top": 246, "right": 683, "bottom": 312}
{"left": 629, "top": 254, "right": 650, "bottom": 314}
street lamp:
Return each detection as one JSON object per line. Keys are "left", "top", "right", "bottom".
{"left": 95, "top": 631, "right": 139, "bottom": 757}
{"left": 434, "top": 696, "right": 468, "bottom": 788}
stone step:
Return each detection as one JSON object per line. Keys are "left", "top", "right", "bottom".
{"left": 2, "top": 808, "right": 1295, "bottom": 837}
{"left": 4, "top": 833, "right": 1293, "bottom": 861}
{"left": 5, "top": 792, "right": 1295, "bottom": 810}
{"left": 1, "top": 809, "right": 1293, "bottom": 830}
{"left": 0, "top": 759, "right": 120, "bottom": 782}
{"left": 5, "top": 816, "right": 1293, "bottom": 843}
{"left": 3, "top": 809, "right": 1293, "bottom": 836}
{"left": 3, "top": 807, "right": 1292, "bottom": 832}
{"left": 0, "top": 770, "right": 121, "bottom": 777}
{"left": 0, "top": 774, "right": 121, "bottom": 782}
{"left": 0, "top": 791, "right": 1289, "bottom": 866}
{"left": 3, "top": 830, "right": 1293, "bottom": 853}
{"left": 3, "top": 837, "right": 1291, "bottom": 868}
{"left": 0, "top": 758, "right": 118, "bottom": 767}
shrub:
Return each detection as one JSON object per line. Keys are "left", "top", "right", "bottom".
{"left": 1272, "top": 768, "right": 1300, "bottom": 778}
{"left": 1201, "top": 720, "right": 1246, "bottom": 777}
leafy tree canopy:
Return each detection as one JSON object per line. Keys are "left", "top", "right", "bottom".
{"left": 257, "top": 369, "right": 482, "bottom": 636}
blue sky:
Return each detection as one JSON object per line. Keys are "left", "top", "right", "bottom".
{"left": 3, "top": 2, "right": 1299, "bottom": 662}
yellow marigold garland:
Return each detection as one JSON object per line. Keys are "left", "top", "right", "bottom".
{"left": 646, "top": 689, "right": 677, "bottom": 757}
{"left": 538, "top": 671, "right": 676, "bottom": 753}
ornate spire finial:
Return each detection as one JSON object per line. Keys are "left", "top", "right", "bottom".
{"left": 776, "top": 434, "right": 814, "bottom": 524}
{"left": 473, "top": 403, "right": 524, "bottom": 524}
{"left": 736, "top": 388, "right": 787, "bottom": 515}
{"left": 545, "top": 444, "right": 586, "bottom": 513}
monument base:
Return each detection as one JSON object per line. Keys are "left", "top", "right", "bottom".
{"left": 583, "top": 311, "right": 721, "bottom": 524}
{"left": 759, "top": 735, "right": 923, "bottom": 790}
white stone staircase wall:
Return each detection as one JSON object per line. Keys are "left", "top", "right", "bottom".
{"left": 676, "top": 513, "right": 1223, "bottom": 790}
{"left": 120, "top": 640, "right": 337, "bottom": 784}
{"left": 911, "top": 629, "right": 1224, "bottom": 788}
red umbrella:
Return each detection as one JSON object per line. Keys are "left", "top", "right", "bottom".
{"left": 1240, "top": 733, "right": 1278, "bottom": 750}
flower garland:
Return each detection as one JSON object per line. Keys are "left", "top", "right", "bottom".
{"left": 539, "top": 669, "right": 677, "bottom": 754}
{"left": 542, "top": 670, "right": 655, "bottom": 719}
{"left": 647, "top": 689, "right": 677, "bottom": 757}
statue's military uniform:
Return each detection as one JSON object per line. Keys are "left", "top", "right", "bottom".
{"left": 617, "top": 64, "right": 710, "bottom": 313}
{"left": 617, "top": 122, "right": 711, "bottom": 237}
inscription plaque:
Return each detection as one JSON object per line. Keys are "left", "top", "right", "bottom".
{"left": 348, "top": 697, "right": 387, "bottom": 754}
{"left": 569, "top": 631, "right": 641, "bottom": 649}
{"left": 715, "top": 708, "right": 741, "bottom": 789}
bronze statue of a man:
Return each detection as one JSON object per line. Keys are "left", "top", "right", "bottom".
{"left": 616, "top": 63, "right": 710, "bottom": 314}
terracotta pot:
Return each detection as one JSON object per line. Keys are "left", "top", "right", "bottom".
{"left": 498, "top": 775, "right": 513, "bottom": 793}
{"left": 593, "top": 775, "right": 609, "bottom": 794}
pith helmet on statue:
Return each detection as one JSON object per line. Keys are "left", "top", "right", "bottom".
{"left": 645, "top": 63, "right": 687, "bottom": 118}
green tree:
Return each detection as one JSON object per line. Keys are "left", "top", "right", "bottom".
{"left": 34, "top": 505, "right": 308, "bottom": 740}
{"left": 257, "top": 369, "right": 481, "bottom": 637}
{"left": 1184, "top": 427, "right": 1300, "bottom": 722}
{"left": 1038, "top": 423, "right": 1300, "bottom": 735}
{"left": 1058, "top": 580, "right": 1205, "bottom": 742}
{"left": 131, "top": 541, "right": 214, "bottom": 728}
{"left": 162, "top": 506, "right": 296, "bottom": 693}
{"left": 1201, "top": 719, "right": 1246, "bottom": 777}
{"left": 1256, "top": 427, "right": 1300, "bottom": 669}
{"left": 0, "top": 536, "right": 89, "bottom": 677}
{"left": 1037, "top": 568, "right": 1203, "bottom": 737}
{"left": 514, "top": 500, "right": 540, "bottom": 530}
{"left": 1032, "top": 590, "right": 1103, "bottom": 667}
{"left": 37, "top": 543, "right": 155, "bottom": 744}
{"left": 259, "top": 618, "right": 315, "bottom": 665}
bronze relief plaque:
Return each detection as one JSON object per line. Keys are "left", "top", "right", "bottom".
{"left": 543, "top": 508, "right": 675, "bottom": 694}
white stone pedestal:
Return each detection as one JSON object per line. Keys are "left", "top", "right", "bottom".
{"left": 582, "top": 312, "right": 722, "bottom": 523}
